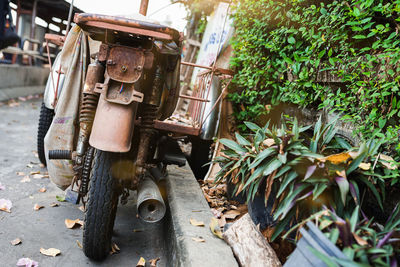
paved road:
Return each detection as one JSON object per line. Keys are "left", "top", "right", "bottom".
{"left": 0, "top": 97, "right": 167, "bottom": 266}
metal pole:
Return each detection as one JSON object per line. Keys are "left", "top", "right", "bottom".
{"left": 139, "top": 0, "right": 149, "bottom": 16}
{"left": 65, "top": 0, "right": 74, "bottom": 35}
{"left": 30, "top": 0, "right": 37, "bottom": 40}
{"left": 29, "top": 0, "right": 38, "bottom": 65}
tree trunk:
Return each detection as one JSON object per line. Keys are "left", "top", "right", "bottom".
{"left": 223, "top": 213, "right": 282, "bottom": 267}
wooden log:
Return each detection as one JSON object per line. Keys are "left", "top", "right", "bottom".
{"left": 223, "top": 213, "right": 282, "bottom": 267}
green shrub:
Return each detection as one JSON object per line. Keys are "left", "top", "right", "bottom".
{"left": 214, "top": 117, "right": 399, "bottom": 241}
{"left": 229, "top": 0, "right": 400, "bottom": 153}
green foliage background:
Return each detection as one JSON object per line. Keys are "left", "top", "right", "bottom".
{"left": 229, "top": 0, "right": 400, "bottom": 153}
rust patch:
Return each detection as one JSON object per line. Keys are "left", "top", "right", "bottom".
{"left": 106, "top": 46, "right": 145, "bottom": 83}
{"left": 144, "top": 51, "right": 154, "bottom": 70}
{"left": 98, "top": 44, "right": 109, "bottom": 61}
{"left": 74, "top": 13, "right": 180, "bottom": 42}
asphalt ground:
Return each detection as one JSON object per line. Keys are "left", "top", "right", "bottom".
{"left": 0, "top": 96, "right": 168, "bottom": 267}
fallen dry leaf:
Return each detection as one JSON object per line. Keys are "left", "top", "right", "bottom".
{"left": 136, "top": 257, "right": 146, "bottom": 267}
{"left": 7, "top": 100, "right": 20, "bottom": 107}
{"left": 192, "top": 237, "right": 206, "bottom": 243}
{"left": 40, "top": 247, "right": 61, "bottom": 257}
{"left": 11, "top": 238, "right": 22, "bottom": 246}
{"left": 76, "top": 240, "right": 83, "bottom": 249}
{"left": 65, "top": 219, "right": 84, "bottom": 229}
{"left": 324, "top": 152, "right": 352, "bottom": 165}
{"left": 16, "top": 258, "right": 38, "bottom": 267}
{"left": 50, "top": 202, "right": 59, "bottom": 207}
{"left": 358, "top": 162, "right": 371, "bottom": 171}
{"left": 0, "top": 199, "right": 12, "bottom": 213}
{"left": 32, "top": 174, "right": 46, "bottom": 179}
{"left": 380, "top": 154, "right": 398, "bottom": 170}
{"left": 110, "top": 242, "right": 120, "bottom": 255}
{"left": 20, "top": 176, "right": 31, "bottom": 183}
{"left": 224, "top": 210, "right": 241, "bottom": 220}
{"left": 16, "top": 172, "right": 25, "bottom": 176}
{"left": 190, "top": 218, "right": 205, "bottom": 227}
{"left": 33, "top": 204, "right": 44, "bottom": 211}
{"left": 353, "top": 232, "right": 368, "bottom": 246}
{"left": 209, "top": 217, "right": 223, "bottom": 239}
{"left": 263, "top": 138, "right": 275, "bottom": 147}
{"left": 30, "top": 171, "right": 40, "bottom": 175}
{"left": 149, "top": 258, "right": 160, "bottom": 267}
{"left": 39, "top": 187, "right": 46, "bottom": 193}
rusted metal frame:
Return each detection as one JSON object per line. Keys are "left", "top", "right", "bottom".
{"left": 140, "top": 0, "right": 149, "bottom": 16}
{"left": 45, "top": 38, "right": 63, "bottom": 107}
{"left": 198, "top": 76, "right": 209, "bottom": 123}
{"left": 190, "top": 79, "right": 201, "bottom": 124}
{"left": 198, "top": 71, "right": 214, "bottom": 129}
{"left": 153, "top": 120, "right": 200, "bottom": 136}
{"left": 74, "top": 13, "right": 180, "bottom": 41}
{"left": 43, "top": 34, "right": 65, "bottom": 107}
{"left": 181, "top": 61, "right": 213, "bottom": 70}
{"left": 180, "top": 1, "right": 232, "bottom": 129}
{"left": 44, "top": 33, "right": 65, "bottom": 47}
{"left": 186, "top": 83, "right": 197, "bottom": 123}
{"left": 45, "top": 39, "right": 56, "bottom": 94}
{"left": 197, "top": 2, "right": 232, "bottom": 131}
{"left": 178, "top": 94, "right": 210, "bottom": 102}
{"left": 201, "top": 78, "right": 232, "bottom": 125}
{"left": 83, "top": 21, "right": 173, "bottom": 41}
{"left": 181, "top": 62, "right": 233, "bottom": 76}
{"left": 53, "top": 65, "right": 62, "bottom": 107}
{"left": 192, "top": 74, "right": 207, "bottom": 125}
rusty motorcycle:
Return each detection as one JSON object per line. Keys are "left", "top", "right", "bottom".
{"left": 45, "top": 0, "right": 234, "bottom": 260}
{"left": 48, "top": 8, "right": 184, "bottom": 261}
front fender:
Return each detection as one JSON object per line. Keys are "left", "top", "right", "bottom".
{"left": 89, "top": 94, "right": 138, "bottom": 153}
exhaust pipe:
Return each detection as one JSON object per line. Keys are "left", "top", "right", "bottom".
{"left": 137, "top": 176, "right": 166, "bottom": 223}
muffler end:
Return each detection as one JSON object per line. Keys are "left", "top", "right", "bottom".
{"left": 137, "top": 176, "right": 166, "bottom": 223}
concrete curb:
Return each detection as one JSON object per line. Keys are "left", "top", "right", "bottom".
{"left": 0, "top": 65, "right": 48, "bottom": 102}
{"left": 0, "top": 85, "right": 45, "bottom": 102}
{"left": 165, "top": 165, "right": 238, "bottom": 267}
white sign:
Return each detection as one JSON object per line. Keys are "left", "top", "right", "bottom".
{"left": 191, "top": 3, "right": 233, "bottom": 83}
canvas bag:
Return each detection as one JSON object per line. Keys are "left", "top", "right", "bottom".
{"left": 44, "top": 25, "right": 89, "bottom": 190}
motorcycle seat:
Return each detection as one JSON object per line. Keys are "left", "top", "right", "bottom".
{"left": 74, "top": 13, "right": 181, "bottom": 44}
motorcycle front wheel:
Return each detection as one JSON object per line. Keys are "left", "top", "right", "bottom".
{"left": 83, "top": 150, "right": 119, "bottom": 261}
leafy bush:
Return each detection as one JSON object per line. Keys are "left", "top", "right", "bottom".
{"left": 214, "top": 117, "right": 399, "bottom": 241}
{"left": 229, "top": 0, "right": 400, "bottom": 152}
{"left": 293, "top": 206, "right": 400, "bottom": 266}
